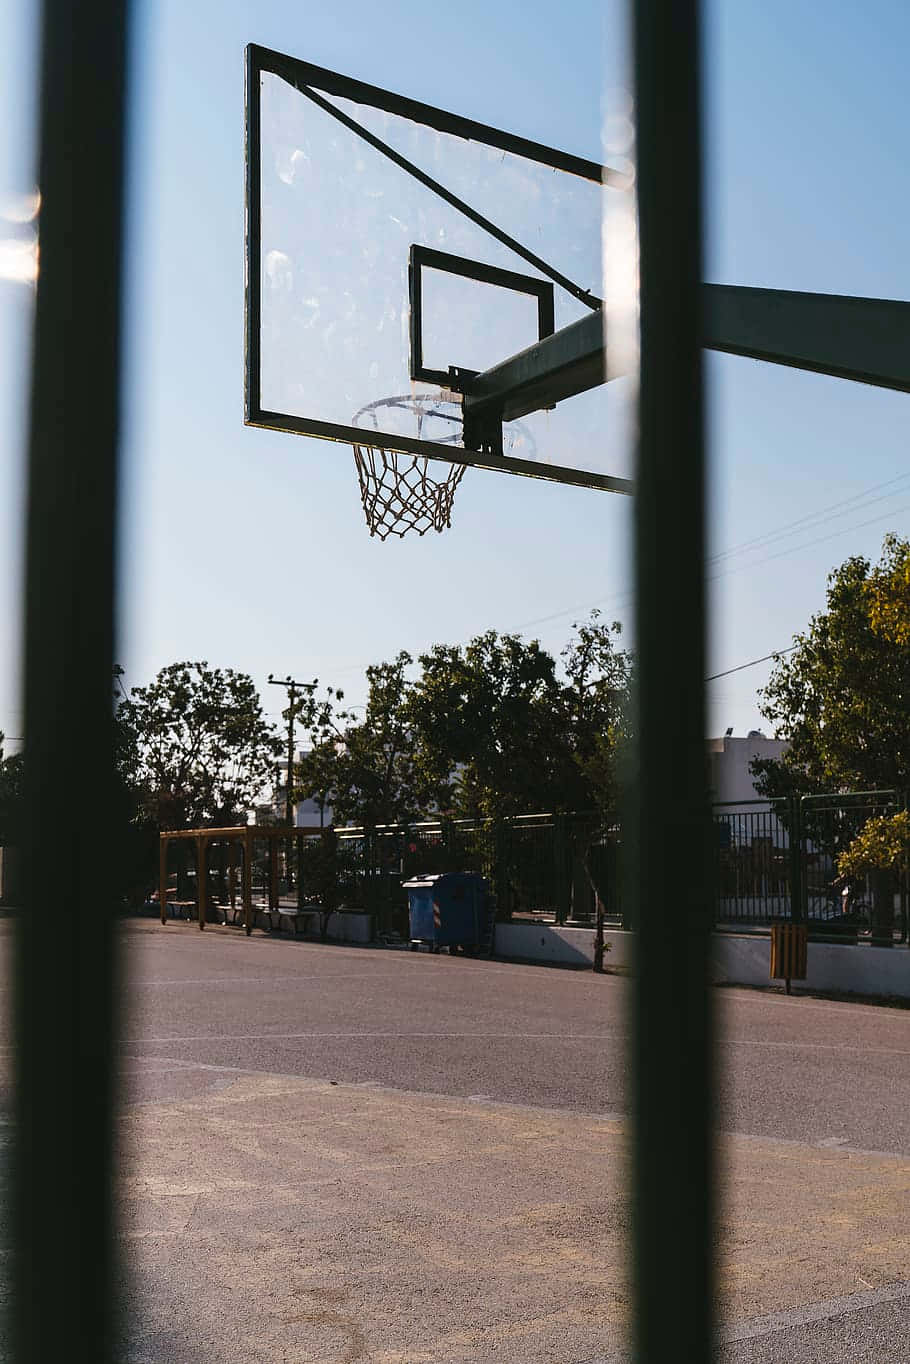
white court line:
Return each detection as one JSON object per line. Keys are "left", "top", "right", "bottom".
{"left": 124, "top": 1029, "right": 910, "bottom": 1056}
{"left": 118, "top": 1056, "right": 909, "bottom": 1158}
{"left": 130, "top": 973, "right": 428, "bottom": 987}
{"left": 720, "top": 988, "right": 910, "bottom": 1021}
{"left": 128, "top": 1029, "right": 629, "bottom": 1045}
{"left": 588, "top": 1279, "right": 910, "bottom": 1362}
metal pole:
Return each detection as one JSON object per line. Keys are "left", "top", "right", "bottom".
{"left": 243, "top": 828, "right": 254, "bottom": 935}
{"left": 229, "top": 838, "right": 237, "bottom": 915}
{"left": 197, "top": 835, "right": 207, "bottom": 930}
{"left": 630, "top": 1, "right": 714, "bottom": 1361}
{"left": 268, "top": 674, "right": 318, "bottom": 889}
{"left": 159, "top": 835, "right": 169, "bottom": 925}
{"left": 285, "top": 682, "right": 295, "bottom": 886}
{"left": 13, "top": 2, "right": 130, "bottom": 1359}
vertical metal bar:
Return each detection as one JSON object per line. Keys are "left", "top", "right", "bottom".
{"left": 269, "top": 838, "right": 279, "bottom": 910}
{"left": 790, "top": 796, "right": 805, "bottom": 925}
{"left": 630, "top": 1, "right": 713, "bottom": 1362}
{"left": 229, "top": 838, "right": 237, "bottom": 913}
{"left": 197, "top": 836, "right": 207, "bottom": 930}
{"left": 408, "top": 245, "right": 423, "bottom": 380}
{"left": 244, "top": 45, "right": 262, "bottom": 422}
{"left": 13, "top": 2, "right": 130, "bottom": 1359}
{"left": 160, "top": 835, "right": 169, "bottom": 925}
{"left": 243, "top": 828, "right": 254, "bottom": 935}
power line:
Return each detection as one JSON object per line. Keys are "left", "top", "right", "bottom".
{"left": 706, "top": 646, "right": 796, "bottom": 682}
{"left": 495, "top": 474, "right": 910, "bottom": 641}
{"left": 709, "top": 470, "right": 910, "bottom": 565}
{"left": 709, "top": 499, "right": 910, "bottom": 583}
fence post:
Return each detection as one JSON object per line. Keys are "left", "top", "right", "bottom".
{"left": 554, "top": 815, "right": 570, "bottom": 924}
{"left": 269, "top": 837, "right": 279, "bottom": 910}
{"left": 243, "top": 828, "right": 253, "bottom": 935}
{"left": 159, "top": 835, "right": 168, "bottom": 924}
{"left": 197, "top": 835, "right": 207, "bottom": 930}
{"left": 788, "top": 796, "right": 804, "bottom": 925}
{"left": 228, "top": 838, "right": 237, "bottom": 915}
{"left": 494, "top": 822, "right": 512, "bottom": 920}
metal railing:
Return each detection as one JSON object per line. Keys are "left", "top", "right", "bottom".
{"left": 712, "top": 791, "right": 908, "bottom": 939}
{"left": 328, "top": 813, "right": 624, "bottom": 932}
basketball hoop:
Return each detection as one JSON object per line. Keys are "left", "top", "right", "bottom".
{"left": 351, "top": 393, "right": 536, "bottom": 540}
{"left": 351, "top": 394, "right": 467, "bottom": 540}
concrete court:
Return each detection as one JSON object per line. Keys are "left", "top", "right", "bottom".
{"left": 17, "top": 921, "right": 910, "bottom": 1361}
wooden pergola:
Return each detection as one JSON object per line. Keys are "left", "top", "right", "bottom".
{"left": 158, "top": 825, "right": 327, "bottom": 934}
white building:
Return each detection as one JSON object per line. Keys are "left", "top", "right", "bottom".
{"left": 271, "top": 751, "right": 333, "bottom": 828}
{"left": 707, "top": 731, "right": 787, "bottom": 811}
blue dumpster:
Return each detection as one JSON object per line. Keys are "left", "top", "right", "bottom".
{"left": 403, "top": 872, "right": 493, "bottom": 954}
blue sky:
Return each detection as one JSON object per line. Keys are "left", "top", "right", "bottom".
{"left": 1, "top": 0, "right": 908, "bottom": 750}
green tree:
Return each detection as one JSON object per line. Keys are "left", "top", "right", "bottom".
{"left": 837, "top": 810, "right": 909, "bottom": 946}
{"left": 866, "top": 533, "right": 910, "bottom": 646}
{"left": 116, "top": 662, "right": 280, "bottom": 829}
{"left": 838, "top": 810, "right": 910, "bottom": 881}
{"left": 0, "top": 733, "right": 24, "bottom": 846}
{"left": 295, "top": 653, "right": 432, "bottom": 827}
{"left": 410, "top": 615, "right": 632, "bottom": 820}
{"left": 753, "top": 536, "right": 910, "bottom": 800}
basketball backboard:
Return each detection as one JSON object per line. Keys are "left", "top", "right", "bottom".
{"left": 244, "top": 43, "right": 636, "bottom": 523}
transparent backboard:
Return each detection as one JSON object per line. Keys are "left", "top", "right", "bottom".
{"left": 245, "top": 46, "right": 635, "bottom": 494}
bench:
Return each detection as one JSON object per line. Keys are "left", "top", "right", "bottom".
{"left": 259, "top": 905, "right": 324, "bottom": 936}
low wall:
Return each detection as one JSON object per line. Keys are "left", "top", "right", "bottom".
{"left": 494, "top": 922, "right": 634, "bottom": 971}
{"left": 326, "top": 910, "right": 373, "bottom": 944}
{"left": 494, "top": 922, "right": 910, "bottom": 999}
{"left": 711, "top": 933, "right": 910, "bottom": 999}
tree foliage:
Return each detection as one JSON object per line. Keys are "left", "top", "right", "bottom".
{"left": 837, "top": 810, "right": 910, "bottom": 880}
{"left": 295, "top": 653, "right": 432, "bottom": 827}
{"left": 116, "top": 662, "right": 280, "bottom": 829}
{"left": 410, "top": 614, "right": 632, "bottom": 821}
{"left": 866, "top": 533, "right": 910, "bottom": 646}
{"left": 753, "top": 536, "right": 910, "bottom": 800}
{"left": 0, "top": 733, "right": 24, "bottom": 845}
{"left": 293, "top": 616, "right": 633, "bottom": 828}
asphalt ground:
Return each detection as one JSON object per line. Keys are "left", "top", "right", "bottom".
{"left": 118, "top": 922, "right": 910, "bottom": 1156}
{"left": 5, "top": 920, "right": 910, "bottom": 1360}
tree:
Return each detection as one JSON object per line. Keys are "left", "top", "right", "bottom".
{"left": 295, "top": 653, "right": 432, "bottom": 828}
{"left": 0, "top": 733, "right": 24, "bottom": 846}
{"left": 753, "top": 536, "right": 910, "bottom": 800}
{"left": 559, "top": 612, "right": 634, "bottom": 820}
{"left": 837, "top": 810, "right": 909, "bottom": 946}
{"left": 866, "top": 533, "right": 910, "bottom": 646}
{"left": 838, "top": 811, "right": 910, "bottom": 881}
{"left": 407, "top": 617, "right": 632, "bottom": 939}
{"left": 409, "top": 615, "right": 632, "bottom": 820}
{"left": 116, "top": 662, "right": 280, "bottom": 829}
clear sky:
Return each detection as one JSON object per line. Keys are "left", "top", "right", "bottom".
{"left": 1, "top": 0, "right": 908, "bottom": 752}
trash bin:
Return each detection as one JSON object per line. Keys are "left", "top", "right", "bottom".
{"left": 403, "top": 872, "right": 492, "bottom": 954}
{"left": 769, "top": 921, "right": 808, "bottom": 993}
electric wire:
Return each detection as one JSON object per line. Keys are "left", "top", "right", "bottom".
{"left": 710, "top": 470, "right": 910, "bottom": 564}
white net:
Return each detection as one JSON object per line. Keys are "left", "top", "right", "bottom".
{"left": 351, "top": 395, "right": 467, "bottom": 539}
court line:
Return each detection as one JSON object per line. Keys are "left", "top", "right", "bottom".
{"left": 129, "top": 973, "right": 438, "bottom": 987}
{"left": 118, "top": 1055, "right": 910, "bottom": 1159}
{"left": 123, "top": 1029, "right": 910, "bottom": 1057}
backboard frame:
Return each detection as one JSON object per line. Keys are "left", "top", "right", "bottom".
{"left": 408, "top": 244, "right": 556, "bottom": 393}
{"left": 244, "top": 43, "right": 632, "bottom": 494}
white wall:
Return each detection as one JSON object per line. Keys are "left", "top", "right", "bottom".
{"left": 493, "top": 924, "right": 910, "bottom": 1000}
{"left": 707, "top": 734, "right": 787, "bottom": 809}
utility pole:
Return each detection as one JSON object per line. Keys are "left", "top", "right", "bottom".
{"left": 268, "top": 674, "right": 317, "bottom": 889}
